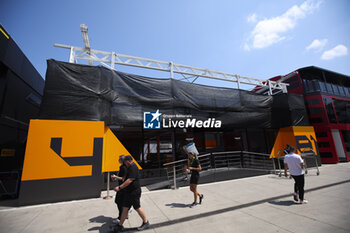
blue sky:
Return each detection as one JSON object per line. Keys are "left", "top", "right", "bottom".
{"left": 1, "top": 0, "right": 349, "bottom": 89}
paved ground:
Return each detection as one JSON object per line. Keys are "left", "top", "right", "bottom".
{"left": 0, "top": 163, "right": 349, "bottom": 233}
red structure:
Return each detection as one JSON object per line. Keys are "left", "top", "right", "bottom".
{"left": 255, "top": 66, "right": 350, "bottom": 163}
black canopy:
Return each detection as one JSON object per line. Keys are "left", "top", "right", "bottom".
{"left": 39, "top": 60, "right": 309, "bottom": 129}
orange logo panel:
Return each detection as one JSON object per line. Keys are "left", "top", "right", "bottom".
{"left": 21, "top": 120, "right": 105, "bottom": 181}
{"left": 270, "top": 126, "right": 318, "bottom": 158}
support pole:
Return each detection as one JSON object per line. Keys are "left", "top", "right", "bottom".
{"left": 268, "top": 80, "right": 273, "bottom": 96}
{"left": 103, "top": 172, "right": 113, "bottom": 199}
{"left": 173, "top": 165, "right": 177, "bottom": 190}
{"left": 237, "top": 75, "right": 241, "bottom": 90}
{"left": 69, "top": 47, "right": 75, "bottom": 63}
{"left": 157, "top": 136, "right": 160, "bottom": 168}
{"left": 111, "top": 52, "right": 116, "bottom": 69}
{"left": 170, "top": 61, "right": 174, "bottom": 79}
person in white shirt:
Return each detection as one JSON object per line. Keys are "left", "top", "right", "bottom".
{"left": 284, "top": 146, "right": 308, "bottom": 204}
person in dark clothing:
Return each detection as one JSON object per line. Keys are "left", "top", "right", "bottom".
{"left": 114, "top": 156, "right": 150, "bottom": 232}
{"left": 188, "top": 152, "right": 203, "bottom": 207}
{"left": 111, "top": 155, "right": 127, "bottom": 223}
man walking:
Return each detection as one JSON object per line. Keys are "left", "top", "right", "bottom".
{"left": 111, "top": 155, "right": 127, "bottom": 223}
{"left": 284, "top": 146, "right": 308, "bottom": 204}
{"left": 114, "top": 155, "right": 150, "bottom": 232}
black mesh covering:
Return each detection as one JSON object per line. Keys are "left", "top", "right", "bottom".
{"left": 39, "top": 60, "right": 309, "bottom": 128}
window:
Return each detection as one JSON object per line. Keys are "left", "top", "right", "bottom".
{"left": 333, "top": 99, "right": 350, "bottom": 124}
{"left": 287, "top": 82, "right": 300, "bottom": 91}
{"left": 285, "top": 76, "right": 299, "bottom": 83}
{"left": 305, "top": 80, "right": 314, "bottom": 93}
{"left": 316, "top": 132, "right": 327, "bottom": 138}
{"left": 326, "top": 83, "right": 333, "bottom": 94}
{"left": 205, "top": 132, "right": 217, "bottom": 149}
{"left": 308, "top": 108, "right": 322, "bottom": 115}
{"left": 341, "top": 130, "right": 350, "bottom": 156}
{"left": 319, "top": 82, "right": 327, "bottom": 92}
{"left": 309, "top": 117, "right": 323, "bottom": 124}
{"left": 338, "top": 86, "right": 345, "bottom": 96}
{"left": 320, "top": 152, "right": 333, "bottom": 158}
{"left": 344, "top": 88, "right": 350, "bottom": 97}
{"left": 323, "top": 97, "right": 337, "bottom": 123}
{"left": 303, "top": 80, "right": 322, "bottom": 94}
{"left": 313, "top": 80, "right": 320, "bottom": 92}
{"left": 332, "top": 84, "right": 339, "bottom": 95}
{"left": 317, "top": 142, "right": 330, "bottom": 148}
{"left": 302, "top": 80, "right": 309, "bottom": 93}
{"left": 306, "top": 98, "right": 319, "bottom": 106}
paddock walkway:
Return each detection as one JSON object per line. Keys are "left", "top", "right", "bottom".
{"left": 0, "top": 163, "right": 349, "bottom": 233}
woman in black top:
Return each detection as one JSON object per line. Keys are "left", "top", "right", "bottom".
{"left": 111, "top": 155, "right": 127, "bottom": 223}
{"left": 188, "top": 152, "right": 204, "bottom": 207}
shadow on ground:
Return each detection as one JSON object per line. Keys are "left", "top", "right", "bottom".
{"left": 268, "top": 200, "right": 296, "bottom": 206}
{"left": 88, "top": 215, "right": 114, "bottom": 233}
{"left": 165, "top": 203, "right": 191, "bottom": 208}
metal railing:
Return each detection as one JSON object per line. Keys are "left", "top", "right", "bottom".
{"left": 163, "top": 154, "right": 211, "bottom": 189}
{"left": 163, "top": 151, "right": 274, "bottom": 189}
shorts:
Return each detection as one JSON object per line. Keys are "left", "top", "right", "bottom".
{"left": 115, "top": 189, "right": 125, "bottom": 205}
{"left": 122, "top": 188, "right": 141, "bottom": 210}
{"left": 190, "top": 173, "right": 199, "bottom": 184}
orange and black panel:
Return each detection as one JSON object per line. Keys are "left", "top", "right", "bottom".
{"left": 19, "top": 120, "right": 104, "bottom": 205}
{"left": 19, "top": 119, "right": 138, "bottom": 206}
{"left": 270, "top": 126, "right": 319, "bottom": 158}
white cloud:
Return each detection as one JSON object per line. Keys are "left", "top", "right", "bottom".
{"left": 244, "top": 0, "right": 322, "bottom": 50}
{"left": 247, "top": 13, "right": 257, "bottom": 23}
{"left": 243, "top": 43, "right": 251, "bottom": 51}
{"left": 321, "top": 45, "right": 348, "bottom": 60}
{"left": 306, "top": 39, "right": 328, "bottom": 51}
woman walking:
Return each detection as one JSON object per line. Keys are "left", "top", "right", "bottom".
{"left": 187, "top": 152, "right": 204, "bottom": 207}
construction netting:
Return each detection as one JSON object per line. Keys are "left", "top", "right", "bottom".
{"left": 39, "top": 60, "right": 309, "bottom": 128}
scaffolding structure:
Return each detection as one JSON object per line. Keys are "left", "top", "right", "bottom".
{"left": 54, "top": 24, "right": 288, "bottom": 95}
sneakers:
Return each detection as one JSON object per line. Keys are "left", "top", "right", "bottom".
{"left": 300, "top": 199, "right": 308, "bottom": 204}
{"left": 112, "top": 218, "right": 120, "bottom": 224}
{"left": 199, "top": 194, "right": 204, "bottom": 204}
{"left": 114, "top": 221, "right": 150, "bottom": 232}
{"left": 190, "top": 202, "right": 197, "bottom": 208}
{"left": 293, "top": 193, "right": 298, "bottom": 202}
{"left": 137, "top": 221, "right": 150, "bottom": 231}
{"left": 113, "top": 224, "right": 124, "bottom": 232}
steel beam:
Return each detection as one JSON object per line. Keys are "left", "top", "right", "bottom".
{"left": 54, "top": 26, "right": 289, "bottom": 93}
